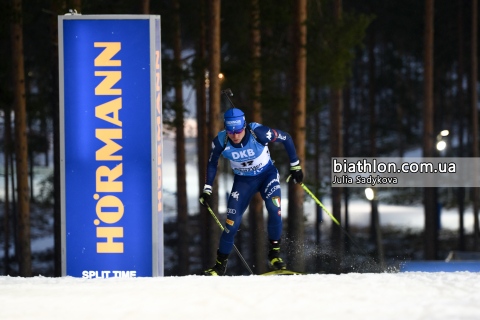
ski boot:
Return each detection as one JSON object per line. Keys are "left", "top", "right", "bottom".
{"left": 268, "top": 239, "right": 286, "bottom": 270}
{"left": 204, "top": 250, "right": 229, "bottom": 276}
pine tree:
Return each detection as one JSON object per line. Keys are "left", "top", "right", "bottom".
{"left": 11, "top": 0, "right": 31, "bottom": 277}
{"left": 471, "top": 0, "right": 480, "bottom": 251}
{"left": 288, "top": 0, "right": 307, "bottom": 273}
{"left": 195, "top": 0, "right": 209, "bottom": 271}
{"left": 207, "top": 0, "right": 222, "bottom": 263}
{"left": 330, "top": 0, "right": 343, "bottom": 274}
{"left": 423, "top": 0, "right": 437, "bottom": 260}
{"left": 172, "top": 0, "right": 189, "bottom": 275}
{"left": 457, "top": 0, "right": 466, "bottom": 252}
{"left": 248, "top": 0, "right": 267, "bottom": 275}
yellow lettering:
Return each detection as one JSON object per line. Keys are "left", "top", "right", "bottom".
{"left": 96, "top": 164, "right": 123, "bottom": 192}
{"left": 95, "top": 42, "right": 121, "bottom": 66}
{"left": 156, "top": 92, "right": 161, "bottom": 114}
{"left": 157, "top": 167, "right": 162, "bottom": 189}
{"left": 156, "top": 72, "right": 160, "bottom": 91}
{"left": 157, "top": 92, "right": 161, "bottom": 114}
{"left": 157, "top": 145, "right": 162, "bottom": 166}
{"left": 96, "top": 195, "right": 124, "bottom": 223}
{"left": 157, "top": 116, "right": 161, "bottom": 142}
{"left": 95, "top": 97, "right": 122, "bottom": 127}
{"left": 94, "top": 43, "right": 124, "bottom": 254}
{"left": 157, "top": 191, "right": 162, "bottom": 211}
{"left": 95, "top": 71, "right": 122, "bottom": 95}
{"left": 97, "top": 227, "right": 123, "bottom": 253}
{"left": 156, "top": 50, "right": 160, "bottom": 69}
{"left": 96, "top": 129, "right": 122, "bottom": 160}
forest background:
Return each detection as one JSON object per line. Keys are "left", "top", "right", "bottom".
{"left": 0, "top": 0, "right": 479, "bottom": 277}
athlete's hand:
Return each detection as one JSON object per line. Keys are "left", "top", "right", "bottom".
{"left": 200, "top": 185, "right": 213, "bottom": 207}
{"left": 199, "top": 191, "right": 211, "bottom": 208}
{"left": 289, "top": 165, "right": 303, "bottom": 184}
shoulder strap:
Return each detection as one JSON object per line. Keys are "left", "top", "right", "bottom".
{"left": 223, "top": 134, "right": 228, "bottom": 151}
{"left": 216, "top": 131, "right": 228, "bottom": 152}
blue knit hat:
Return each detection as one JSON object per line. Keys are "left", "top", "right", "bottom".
{"left": 224, "top": 108, "right": 246, "bottom": 131}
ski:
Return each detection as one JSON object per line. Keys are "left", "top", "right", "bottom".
{"left": 259, "top": 270, "right": 309, "bottom": 276}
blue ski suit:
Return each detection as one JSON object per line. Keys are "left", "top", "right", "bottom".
{"left": 205, "top": 123, "right": 299, "bottom": 255}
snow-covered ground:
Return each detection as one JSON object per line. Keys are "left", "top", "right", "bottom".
{"left": 1, "top": 272, "right": 479, "bottom": 320}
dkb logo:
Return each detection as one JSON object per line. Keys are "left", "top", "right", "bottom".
{"left": 232, "top": 149, "right": 255, "bottom": 159}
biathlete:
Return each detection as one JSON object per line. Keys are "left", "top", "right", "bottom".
{"left": 199, "top": 107, "right": 303, "bottom": 276}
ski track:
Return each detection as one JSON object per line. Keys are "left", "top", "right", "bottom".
{"left": 1, "top": 272, "right": 479, "bottom": 320}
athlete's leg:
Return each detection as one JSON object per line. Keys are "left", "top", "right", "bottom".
{"left": 218, "top": 175, "right": 259, "bottom": 255}
{"left": 260, "top": 167, "right": 286, "bottom": 270}
{"left": 259, "top": 167, "right": 282, "bottom": 241}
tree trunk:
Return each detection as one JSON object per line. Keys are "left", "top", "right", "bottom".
{"left": 196, "top": 0, "right": 209, "bottom": 270}
{"left": 343, "top": 85, "right": 351, "bottom": 251}
{"left": 288, "top": 0, "right": 307, "bottom": 273}
{"left": 330, "top": 89, "right": 343, "bottom": 273}
{"left": 28, "top": 120, "right": 34, "bottom": 202}
{"left": 41, "top": 118, "right": 49, "bottom": 167}
{"left": 250, "top": 0, "right": 262, "bottom": 125}
{"left": 50, "top": 0, "right": 62, "bottom": 277}
{"left": 208, "top": 0, "right": 222, "bottom": 263}
{"left": 423, "top": 0, "right": 437, "bottom": 260}
{"left": 140, "top": 0, "right": 149, "bottom": 14}
{"left": 471, "top": 0, "right": 480, "bottom": 251}
{"left": 368, "top": 31, "right": 377, "bottom": 160}
{"left": 172, "top": 0, "right": 189, "bottom": 276}
{"left": 457, "top": 0, "right": 466, "bottom": 251}
{"left": 330, "top": 0, "right": 343, "bottom": 274}
{"left": 368, "top": 31, "right": 384, "bottom": 265}
{"left": 10, "top": 149, "right": 18, "bottom": 266}
{"left": 372, "top": 198, "right": 385, "bottom": 269}
{"left": 4, "top": 110, "right": 11, "bottom": 275}
{"left": 249, "top": 197, "right": 265, "bottom": 275}
{"left": 248, "top": 0, "right": 267, "bottom": 275}
{"left": 314, "top": 95, "right": 322, "bottom": 271}
{"left": 11, "top": 0, "right": 32, "bottom": 277}
{"left": 396, "top": 62, "right": 405, "bottom": 157}
{"left": 368, "top": 30, "right": 377, "bottom": 242}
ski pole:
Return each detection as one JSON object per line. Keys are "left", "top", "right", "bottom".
{"left": 221, "top": 88, "right": 236, "bottom": 108}
{"left": 287, "top": 176, "right": 371, "bottom": 259}
{"left": 205, "top": 204, "right": 254, "bottom": 275}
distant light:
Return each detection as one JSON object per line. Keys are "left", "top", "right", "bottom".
{"left": 365, "top": 188, "right": 374, "bottom": 201}
{"left": 440, "top": 130, "right": 449, "bottom": 137}
{"left": 436, "top": 141, "right": 446, "bottom": 151}
{"left": 218, "top": 73, "right": 224, "bottom": 79}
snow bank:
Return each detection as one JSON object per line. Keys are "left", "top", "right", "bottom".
{"left": 1, "top": 272, "right": 479, "bottom": 320}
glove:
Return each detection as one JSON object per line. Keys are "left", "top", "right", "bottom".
{"left": 289, "top": 165, "right": 303, "bottom": 184}
{"left": 199, "top": 185, "right": 212, "bottom": 207}
{"left": 199, "top": 191, "right": 211, "bottom": 208}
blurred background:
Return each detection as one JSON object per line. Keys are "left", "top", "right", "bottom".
{"left": 0, "top": 0, "right": 479, "bottom": 277}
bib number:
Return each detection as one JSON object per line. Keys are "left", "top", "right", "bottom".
{"left": 241, "top": 160, "right": 254, "bottom": 167}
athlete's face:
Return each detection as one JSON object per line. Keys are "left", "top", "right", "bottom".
{"left": 227, "top": 128, "right": 245, "bottom": 144}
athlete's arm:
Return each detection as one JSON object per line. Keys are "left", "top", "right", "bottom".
{"left": 253, "top": 126, "right": 299, "bottom": 166}
{"left": 205, "top": 136, "right": 223, "bottom": 188}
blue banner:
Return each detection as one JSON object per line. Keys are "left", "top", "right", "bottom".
{"left": 60, "top": 17, "right": 161, "bottom": 278}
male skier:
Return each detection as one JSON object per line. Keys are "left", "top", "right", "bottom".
{"left": 199, "top": 107, "right": 303, "bottom": 276}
